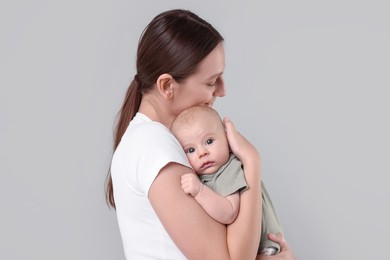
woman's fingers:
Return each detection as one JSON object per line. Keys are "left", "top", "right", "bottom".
{"left": 223, "top": 117, "right": 259, "bottom": 164}
{"left": 223, "top": 117, "right": 237, "bottom": 138}
{"left": 268, "top": 233, "right": 290, "bottom": 251}
{"left": 223, "top": 117, "right": 243, "bottom": 153}
{"left": 265, "top": 233, "right": 296, "bottom": 260}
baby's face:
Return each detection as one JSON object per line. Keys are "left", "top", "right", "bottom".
{"left": 176, "top": 115, "right": 230, "bottom": 175}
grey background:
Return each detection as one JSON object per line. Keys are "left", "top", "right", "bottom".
{"left": 1, "top": 1, "right": 389, "bottom": 259}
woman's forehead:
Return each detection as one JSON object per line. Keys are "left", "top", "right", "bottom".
{"left": 196, "top": 43, "right": 225, "bottom": 77}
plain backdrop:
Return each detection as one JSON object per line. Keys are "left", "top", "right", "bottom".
{"left": 1, "top": 1, "right": 389, "bottom": 259}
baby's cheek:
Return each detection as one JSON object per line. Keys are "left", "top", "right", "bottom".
{"left": 189, "top": 158, "right": 198, "bottom": 169}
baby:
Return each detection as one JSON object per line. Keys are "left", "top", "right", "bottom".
{"left": 170, "top": 106, "right": 283, "bottom": 255}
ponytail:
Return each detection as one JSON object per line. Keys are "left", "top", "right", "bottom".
{"left": 114, "top": 79, "right": 142, "bottom": 149}
{"left": 105, "top": 79, "right": 142, "bottom": 209}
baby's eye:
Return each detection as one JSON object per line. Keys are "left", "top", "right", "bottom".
{"left": 186, "top": 147, "right": 195, "bottom": 154}
{"left": 206, "top": 138, "right": 214, "bottom": 145}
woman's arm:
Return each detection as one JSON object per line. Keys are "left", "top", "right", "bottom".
{"left": 149, "top": 163, "right": 231, "bottom": 259}
{"left": 224, "top": 118, "right": 262, "bottom": 259}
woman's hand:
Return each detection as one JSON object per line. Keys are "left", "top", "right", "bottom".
{"left": 223, "top": 117, "right": 260, "bottom": 165}
{"left": 223, "top": 117, "right": 262, "bottom": 259}
{"left": 257, "top": 233, "right": 296, "bottom": 260}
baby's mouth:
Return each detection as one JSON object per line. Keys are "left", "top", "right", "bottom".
{"left": 200, "top": 161, "right": 214, "bottom": 170}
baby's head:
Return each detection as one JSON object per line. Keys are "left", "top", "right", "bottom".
{"left": 171, "top": 106, "right": 230, "bottom": 175}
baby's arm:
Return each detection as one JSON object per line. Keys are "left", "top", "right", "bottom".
{"left": 181, "top": 173, "right": 240, "bottom": 224}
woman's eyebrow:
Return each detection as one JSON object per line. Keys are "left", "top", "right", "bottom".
{"left": 206, "top": 72, "right": 223, "bottom": 80}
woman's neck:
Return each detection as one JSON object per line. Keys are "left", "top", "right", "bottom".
{"left": 138, "top": 95, "right": 174, "bottom": 128}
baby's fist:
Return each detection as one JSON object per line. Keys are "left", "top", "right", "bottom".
{"left": 181, "top": 173, "right": 203, "bottom": 197}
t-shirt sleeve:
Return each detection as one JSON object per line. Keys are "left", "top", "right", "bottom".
{"left": 211, "top": 156, "right": 249, "bottom": 197}
{"left": 134, "top": 123, "right": 192, "bottom": 195}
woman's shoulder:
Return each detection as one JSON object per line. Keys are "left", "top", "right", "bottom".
{"left": 129, "top": 113, "right": 170, "bottom": 134}
{"left": 128, "top": 120, "right": 173, "bottom": 143}
{"left": 121, "top": 114, "right": 179, "bottom": 151}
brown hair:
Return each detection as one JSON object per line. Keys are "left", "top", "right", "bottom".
{"left": 105, "top": 9, "right": 224, "bottom": 209}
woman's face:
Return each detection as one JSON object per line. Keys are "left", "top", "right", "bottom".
{"left": 172, "top": 43, "right": 226, "bottom": 115}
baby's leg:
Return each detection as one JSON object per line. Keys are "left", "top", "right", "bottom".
{"left": 258, "top": 181, "right": 283, "bottom": 255}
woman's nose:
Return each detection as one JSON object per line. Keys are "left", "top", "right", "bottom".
{"left": 214, "top": 76, "right": 226, "bottom": 97}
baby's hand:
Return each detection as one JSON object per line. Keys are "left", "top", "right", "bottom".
{"left": 181, "top": 173, "right": 203, "bottom": 197}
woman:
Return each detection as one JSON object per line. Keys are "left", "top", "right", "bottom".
{"left": 106, "top": 9, "right": 295, "bottom": 260}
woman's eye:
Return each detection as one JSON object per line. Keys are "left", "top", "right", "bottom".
{"left": 187, "top": 147, "right": 195, "bottom": 154}
{"left": 208, "top": 82, "right": 216, "bottom": 87}
{"left": 206, "top": 139, "right": 214, "bottom": 145}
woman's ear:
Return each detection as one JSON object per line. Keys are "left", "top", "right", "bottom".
{"left": 156, "top": 73, "right": 175, "bottom": 99}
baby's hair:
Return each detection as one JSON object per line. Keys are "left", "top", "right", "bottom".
{"left": 170, "top": 106, "right": 224, "bottom": 135}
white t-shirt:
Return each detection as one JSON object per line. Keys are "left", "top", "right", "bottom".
{"left": 111, "top": 112, "right": 191, "bottom": 260}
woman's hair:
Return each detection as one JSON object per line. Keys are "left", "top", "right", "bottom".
{"left": 106, "top": 9, "right": 224, "bottom": 208}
